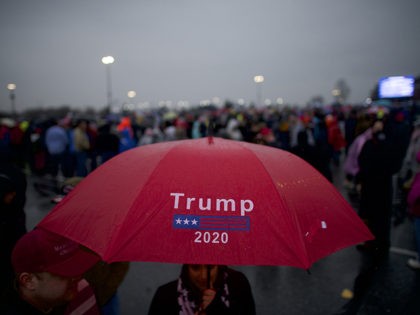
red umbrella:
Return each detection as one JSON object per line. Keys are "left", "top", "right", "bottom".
{"left": 38, "top": 137, "right": 373, "bottom": 269}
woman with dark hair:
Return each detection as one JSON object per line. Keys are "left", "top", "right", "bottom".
{"left": 148, "top": 264, "right": 255, "bottom": 315}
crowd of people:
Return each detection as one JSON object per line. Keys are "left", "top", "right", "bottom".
{"left": 1, "top": 100, "right": 420, "bottom": 314}
{"left": 0, "top": 103, "right": 381, "bottom": 182}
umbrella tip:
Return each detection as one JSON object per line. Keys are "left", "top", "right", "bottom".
{"left": 207, "top": 136, "right": 214, "bottom": 145}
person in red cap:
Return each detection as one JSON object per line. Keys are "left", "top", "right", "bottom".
{"left": 0, "top": 228, "right": 100, "bottom": 315}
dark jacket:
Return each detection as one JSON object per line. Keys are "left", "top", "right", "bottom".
{"left": 148, "top": 267, "right": 255, "bottom": 315}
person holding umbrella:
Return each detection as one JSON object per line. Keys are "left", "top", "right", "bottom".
{"left": 148, "top": 264, "right": 255, "bottom": 315}
{"left": 36, "top": 137, "right": 373, "bottom": 313}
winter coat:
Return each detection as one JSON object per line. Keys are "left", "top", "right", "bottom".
{"left": 407, "top": 173, "right": 420, "bottom": 217}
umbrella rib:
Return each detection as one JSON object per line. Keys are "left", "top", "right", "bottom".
{"left": 236, "top": 142, "right": 312, "bottom": 268}
{"left": 102, "top": 141, "right": 183, "bottom": 261}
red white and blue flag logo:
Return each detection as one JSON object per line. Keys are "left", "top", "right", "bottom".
{"left": 173, "top": 214, "right": 250, "bottom": 231}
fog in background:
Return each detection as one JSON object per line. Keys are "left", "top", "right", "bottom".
{"left": 1, "top": 0, "right": 419, "bottom": 111}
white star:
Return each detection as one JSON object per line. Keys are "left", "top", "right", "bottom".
{"left": 183, "top": 218, "right": 190, "bottom": 225}
{"left": 191, "top": 219, "right": 198, "bottom": 225}
{"left": 175, "top": 218, "right": 182, "bottom": 225}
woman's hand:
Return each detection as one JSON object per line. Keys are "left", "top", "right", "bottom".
{"left": 201, "top": 288, "right": 216, "bottom": 309}
{"left": 195, "top": 288, "right": 217, "bottom": 314}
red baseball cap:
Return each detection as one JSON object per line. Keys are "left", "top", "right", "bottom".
{"left": 11, "top": 228, "right": 100, "bottom": 277}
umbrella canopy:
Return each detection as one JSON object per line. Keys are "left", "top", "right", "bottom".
{"left": 38, "top": 137, "right": 373, "bottom": 269}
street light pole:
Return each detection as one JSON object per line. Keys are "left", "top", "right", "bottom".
{"left": 253, "top": 75, "right": 264, "bottom": 107}
{"left": 101, "top": 56, "right": 115, "bottom": 108}
{"left": 7, "top": 83, "right": 16, "bottom": 118}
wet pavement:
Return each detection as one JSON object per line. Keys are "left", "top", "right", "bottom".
{"left": 24, "top": 163, "right": 420, "bottom": 315}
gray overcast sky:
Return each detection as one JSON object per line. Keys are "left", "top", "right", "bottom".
{"left": 1, "top": 0, "right": 419, "bottom": 111}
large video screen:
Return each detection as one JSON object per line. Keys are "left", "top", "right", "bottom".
{"left": 378, "top": 76, "right": 414, "bottom": 99}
